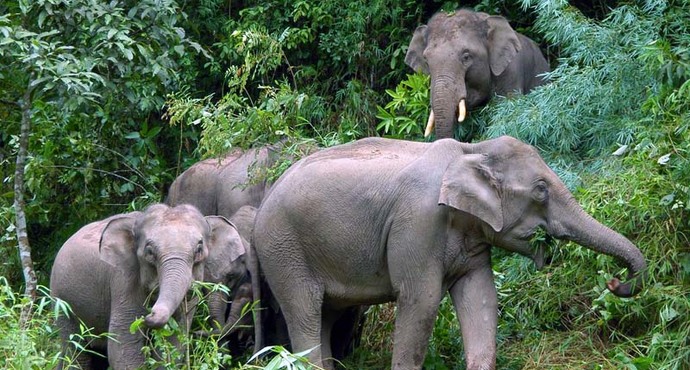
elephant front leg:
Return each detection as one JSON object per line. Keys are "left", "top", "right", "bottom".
{"left": 107, "top": 307, "right": 148, "bottom": 369}
{"left": 449, "top": 264, "right": 497, "bottom": 370}
{"left": 390, "top": 283, "right": 443, "bottom": 369}
{"left": 108, "top": 326, "right": 147, "bottom": 369}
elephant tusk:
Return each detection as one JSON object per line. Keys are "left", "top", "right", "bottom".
{"left": 424, "top": 109, "right": 435, "bottom": 138}
{"left": 458, "top": 99, "right": 466, "bottom": 123}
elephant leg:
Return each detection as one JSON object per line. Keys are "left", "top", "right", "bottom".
{"left": 320, "top": 307, "right": 341, "bottom": 369}
{"left": 56, "top": 315, "right": 93, "bottom": 370}
{"left": 330, "top": 306, "right": 366, "bottom": 361}
{"left": 107, "top": 311, "right": 147, "bottom": 369}
{"left": 275, "top": 279, "right": 325, "bottom": 368}
{"left": 390, "top": 279, "right": 443, "bottom": 370}
{"left": 449, "top": 264, "right": 497, "bottom": 370}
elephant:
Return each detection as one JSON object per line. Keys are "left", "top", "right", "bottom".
{"left": 166, "top": 145, "right": 277, "bottom": 217}
{"left": 251, "top": 136, "right": 646, "bottom": 370}
{"left": 50, "top": 203, "right": 240, "bottom": 370}
{"left": 167, "top": 142, "right": 364, "bottom": 359}
{"left": 202, "top": 206, "right": 257, "bottom": 353}
{"left": 405, "top": 9, "right": 550, "bottom": 139}
{"left": 166, "top": 140, "right": 316, "bottom": 219}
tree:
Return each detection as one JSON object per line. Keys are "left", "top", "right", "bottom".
{"left": 0, "top": 0, "right": 201, "bottom": 321}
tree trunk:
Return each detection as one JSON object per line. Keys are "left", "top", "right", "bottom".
{"left": 15, "top": 85, "right": 37, "bottom": 328}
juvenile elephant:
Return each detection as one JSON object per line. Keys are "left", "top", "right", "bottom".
{"left": 50, "top": 204, "right": 240, "bottom": 369}
{"left": 252, "top": 136, "right": 646, "bottom": 370}
{"left": 203, "top": 206, "right": 257, "bottom": 351}
{"left": 406, "top": 9, "right": 550, "bottom": 139}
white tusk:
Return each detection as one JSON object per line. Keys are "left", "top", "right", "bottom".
{"left": 424, "top": 109, "right": 435, "bottom": 138}
{"left": 458, "top": 99, "right": 466, "bottom": 122}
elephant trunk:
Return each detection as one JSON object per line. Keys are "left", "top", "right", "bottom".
{"left": 430, "top": 75, "right": 466, "bottom": 139}
{"left": 145, "top": 257, "right": 195, "bottom": 328}
{"left": 550, "top": 197, "right": 646, "bottom": 297}
{"left": 220, "top": 283, "right": 252, "bottom": 337}
{"left": 207, "top": 290, "right": 230, "bottom": 329}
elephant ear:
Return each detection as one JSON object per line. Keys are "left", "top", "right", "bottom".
{"left": 99, "top": 215, "right": 138, "bottom": 270}
{"left": 487, "top": 16, "right": 521, "bottom": 76}
{"left": 204, "top": 216, "right": 245, "bottom": 283}
{"left": 405, "top": 25, "right": 430, "bottom": 74}
{"left": 438, "top": 154, "right": 503, "bottom": 232}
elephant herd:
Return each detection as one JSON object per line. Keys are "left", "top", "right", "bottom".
{"left": 49, "top": 9, "right": 646, "bottom": 370}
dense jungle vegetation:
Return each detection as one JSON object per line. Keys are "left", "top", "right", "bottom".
{"left": 1, "top": 0, "right": 689, "bottom": 368}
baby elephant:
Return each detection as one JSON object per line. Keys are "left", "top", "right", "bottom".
{"left": 203, "top": 206, "right": 257, "bottom": 351}
{"left": 50, "top": 203, "right": 240, "bottom": 370}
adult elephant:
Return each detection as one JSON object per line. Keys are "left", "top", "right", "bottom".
{"left": 405, "top": 9, "right": 550, "bottom": 139}
{"left": 50, "top": 204, "right": 240, "bottom": 369}
{"left": 168, "top": 142, "right": 364, "bottom": 360}
{"left": 166, "top": 145, "right": 275, "bottom": 217}
{"left": 166, "top": 144, "right": 290, "bottom": 352}
{"left": 252, "top": 136, "right": 646, "bottom": 370}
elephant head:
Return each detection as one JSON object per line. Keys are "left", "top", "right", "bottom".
{"left": 441, "top": 137, "right": 646, "bottom": 297}
{"left": 203, "top": 225, "right": 249, "bottom": 335}
{"left": 406, "top": 9, "right": 549, "bottom": 139}
{"left": 99, "top": 204, "right": 237, "bottom": 328}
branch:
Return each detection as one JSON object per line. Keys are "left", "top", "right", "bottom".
{"left": 0, "top": 98, "right": 19, "bottom": 107}
{"left": 47, "top": 165, "right": 150, "bottom": 193}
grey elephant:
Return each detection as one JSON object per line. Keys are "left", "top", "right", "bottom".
{"left": 50, "top": 204, "right": 240, "bottom": 369}
{"left": 252, "top": 136, "right": 646, "bottom": 370}
{"left": 405, "top": 9, "right": 550, "bottom": 139}
{"left": 203, "top": 205, "right": 257, "bottom": 352}
{"left": 166, "top": 141, "right": 315, "bottom": 218}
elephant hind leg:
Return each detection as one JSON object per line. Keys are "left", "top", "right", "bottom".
{"left": 275, "top": 279, "right": 326, "bottom": 368}
{"left": 55, "top": 315, "right": 95, "bottom": 370}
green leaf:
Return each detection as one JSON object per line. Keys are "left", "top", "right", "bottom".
{"left": 129, "top": 317, "right": 145, "bottom": 334}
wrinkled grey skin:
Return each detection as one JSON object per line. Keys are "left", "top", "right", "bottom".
{"left": 50, "top": 204, "right": 238, "bottom": 370}
{"left": 168, "top": 144, "right": 364, "bottom": 358}
{"left": 406, "top": 9, "right": 550, "bottom": 139}
{"left": 253, "top": 136, "right": 646, "bottom": 370}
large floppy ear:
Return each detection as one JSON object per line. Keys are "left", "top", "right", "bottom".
{"left": 99, "top": 215, "right": 138, "bottom": 270}
{"left": 438, "top": 154, "right": 503, "bottom": 232}
{"left": 405, "top": 25, "right": 430, "bottom": 74}
{"left": 486, "top": 16, "right": 521, "bottom": 76}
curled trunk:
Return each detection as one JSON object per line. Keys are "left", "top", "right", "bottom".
{"left": 220, "top": 283, "right": 252, "bottom": 338}
{"left": 552, "top": 200, "right": 646, "bottom": 297}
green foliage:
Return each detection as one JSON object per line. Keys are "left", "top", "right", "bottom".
{"left": 0, "top": 0, "right": 202, "bottom": 286}
{"left": 247, "top": 345, "right": 318, "bottom": 370}
{"left": 0, "top": 278, "right": 60, "bottom": 369}
{"left": 478, "top": 0, "right": 659, "bottom": 185}
{"left": 376, "top": 73, "right": 429, "bottom": 139}
{"left": 478, "top": 1, "right": 690, "bottom": 368}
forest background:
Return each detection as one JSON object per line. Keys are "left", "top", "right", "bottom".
{"left": 1, "top": 0, "right": 689, "bottom": 368}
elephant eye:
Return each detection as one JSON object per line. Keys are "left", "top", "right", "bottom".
{"left": 533, "top": 181, "right": 549, "bottom": 203}
{"left": 460, "top": 52, "right": 472, "bottom": 66}
{"left": 194, "top": 241, "right": 204, "bottom": 256}
{"left": 144, "top": 243, "right": 156, "bottom": 259}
